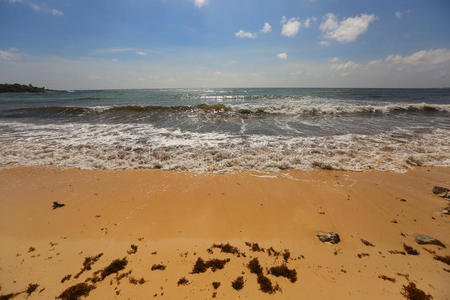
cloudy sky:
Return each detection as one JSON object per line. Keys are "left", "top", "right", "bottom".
{"left": 1, "top": 0, "right": 449, "bottom": 89}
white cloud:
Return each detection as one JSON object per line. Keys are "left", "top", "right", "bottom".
{"left": 386, "top": 48, "right": 450, "bottom": 65}
{"left": 111, "top": 58, "right": 119, "bottom": 62}
{"left": 281, "top": 16, "right": 301, "bottom": 37}
{"left": 194, "top": 0, "right": 208, "bottom": 8}
{"left": 93, "top": 48, "right": 136, "bottom": 54}
{"left": 234, "top": 30, "right": 256, "bottom": 39}
{"left": 319, "top": 40, "right": 330, "bottom": 46}
{"left": 261, "top": 22, "right": 272, "bottom": 33}
{"left": 331, "top": 60, "right": 359, "bottom": 76}
{"left": 136, "top": 51, "right": 148, "bottom": 56}
{"left": 395, "top": 10, "right": 410, "bottom": 20}
{"left": 320, "top": 13, "right": 377, "bottom": 43}
{"left": 368, "top": 59, "right": 382, "bottom": 66}
{"left": 7, "top": 0, "right": 23, "bottom": 3}
{"left": 331, "top": 61, "right": 359, "bottom": 71}
{"left": 0, "top": 49, "right": 21, "bottom": 61}
{"left": 51, "top": 9, "right": 64, "bottom": 16}
{"left": 303, "top": 17, "right": 313, "bottom": 28}
{"left": 276, "top": 53, "right": 287, "bottom": 60}
{"left": 29, "top": 2, "right": 40, "bottom": 11}
{"left": 330, "top": 57, "right": 339, "bottom": 63}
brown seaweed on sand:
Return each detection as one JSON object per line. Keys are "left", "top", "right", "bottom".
{"left": 99, "top": 258, "right": 128, "bottom": 280}
{"left": 191, "top": 257, "right": 230, "bottom": 273}
{"left": 129, "top": 277, "right": 145, "bottom": 285}
{"left": 151, "top": 264, "right": 166, "bottom": 271}
{"left": 247, "top": 258, "right": 263, "bottom": 274}
{"left": 56, "top": 283, "right": 96, "bottom": 300}
{"left": 127, "top": 244, "right": 138, "bottom": 255}
{"left": 360, "top": 239, "right": 375, "bottom": 247}
{"left": 401, "top": 282, "right": 433, "bottom": 300}
{"left": 212, "top": 282, "right": 221, "bottom": 289}
{"left": 269, "top": 264, "right": 297, "bottom": 283}
{"left": 211, "top": 243, "right": 242, "bottom": 256}
{"left": 245, "top": 242, "right": 265, "bottom": 252}
{"left": 25, "top": 284, "right": 38, "bottom": 297}
{"left": 378, "top": 275, "right": 396, "bottom": 283}
{"left": 231, "top": 276, "right": 244, "bottom": 291}
{"left": 257, "top": 274, "right": 280, "bottom": 294}
{"left": 177, "top": 277, "right": 189, "bottom": 286}
{"left": 433, "top": 255, "right": 450, "bottom": 265}
{"left": 74, "top": 253, "right": 103, "bottom": 279}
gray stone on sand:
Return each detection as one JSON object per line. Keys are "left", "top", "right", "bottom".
{"left": 432, "top": 186, "right": 450, "bottom": 200}
{"left": 414, "top": 234, "right": 445, "bottom": 248}
{"left": 316, "top": 232, "right": 340, "bottom": 244}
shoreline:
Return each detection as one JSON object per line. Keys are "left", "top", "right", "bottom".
{"left": 0, "top": 166, "right": 449, "bottom": 299}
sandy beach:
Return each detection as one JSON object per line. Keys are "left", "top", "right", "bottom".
{"left": 0, "top": 166, "right": 449, "bottom": 299}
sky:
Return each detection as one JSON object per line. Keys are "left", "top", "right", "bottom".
{"left": 0, "top": 0, "right": 450, "bottom": 89}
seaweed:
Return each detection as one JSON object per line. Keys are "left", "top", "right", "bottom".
{"left": 389, "top": 250, "right": 406, "bottom": 255}
{"left": 360, "top": 239, "right": 375, "bottom": 247}
{"left": 433, "top": 255, "right": 450, "bottom": 265}
{"left": 191, "top": 257, "right": 230, "bottom": 274}
{"left": 231, "top": 276, "right": 244, "bottom": 291}
{"left": 257, "top": 274, "right": 279, "bottom": 294}
{"left": 0, "top": 292, "right": 20, "bottom": 300}
{"left": 28, "top": 247, "right": 35, "bottom": 253}
{"left": 74, "top": 253, "right": 103, "bottom": 279}
{"left": 100, "top": 258, "right": 128, "bottom": 280}
{"left": 403, "top": 244, "right": 419, "bottom": 255}
{"left": 52, "top": 202, "right": 65, "bottom": 209}
{"left": 401, "top": 282, "right": 433, "bottom": 300}
{"left": 25, "top": 284, "right": 38, "bottom": 297}
{"left": 211, "top": 243, "right": 241, "bottom": 256}
{"left": 245, "top": 242, "right": 264, "bottom": 252}
{"left": 269, "top": 264, "right": 297, "bottom": 283}
{"left": 267, "top": 247, "right": 280, "bottom": 257}
{"left": 283, "top": 249, "right": 291, "bottom": 262}
{"left": 378, "top": 275, "right": 396, "bottom": 283}
{"left": 129, "top": 277, "right": 145, "bottom": 285}
{"left": 247, "top": 258, "right": 263, "bottom": 274}
{"left": 56, "top": 283, "right": 96, "bottom": 300}
{"left": 127, "top": 244, "right": 138, "bottom": 255}
{"left": 177, "top": 277, "right": 189, "bottom": 286}
{"left": 61, "top": 275, "right": 72, "bottom": 283}
{"left": 357, "top": 253, "right": 370, "bottom": 258}
{"left": 212, "top": 282, "right": 221, "bottom": 289}
{"left": 151, "top": 264, "right": 166, "bottom": 271}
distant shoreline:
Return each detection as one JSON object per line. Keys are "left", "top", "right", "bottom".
{"left": 0, "top": 83, "right": 63, "bottom": 93}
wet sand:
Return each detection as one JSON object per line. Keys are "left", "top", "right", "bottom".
{"left": 0, "top": 166, "right": 449, "bottom": 299}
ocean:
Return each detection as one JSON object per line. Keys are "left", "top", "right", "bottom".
{"left": 0, "top": 88, "right": 449, "bottom": 173}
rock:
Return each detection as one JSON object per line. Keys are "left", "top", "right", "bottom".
{"left": 52, "top": 201, "right": 65, "bottom": 209}
{"left": 432, "top": 186, "right": 450, "bottom": 200}
{"left": 316, "top": 232, "right": 340, "bottom": 244}
{"left": 442, "top": 207, "right": 450, "bottom": 215}
{"left": 414, "top": 234, "right": 445, "bottom": 248}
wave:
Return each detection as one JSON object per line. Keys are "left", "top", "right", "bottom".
{"left": 2, "top": 102, "right": 449, "bottom": 119}
{"left": 0, "top": 122, "right": 448, "bottom": 173}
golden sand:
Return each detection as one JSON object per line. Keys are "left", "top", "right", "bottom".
{"left": 0, "top": 166, "right": 449, "bottom": 299}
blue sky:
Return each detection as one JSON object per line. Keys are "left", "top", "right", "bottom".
{"left": 1, "top": 0, "right": 450, "bottom": 89}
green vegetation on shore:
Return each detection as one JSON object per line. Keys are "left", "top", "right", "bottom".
{"left": 0, "top": 83, "right": 60, "bottom": 93}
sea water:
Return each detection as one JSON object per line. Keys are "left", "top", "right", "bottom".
{"left": 0, "top": 88, "right": 449, "bottom": 172}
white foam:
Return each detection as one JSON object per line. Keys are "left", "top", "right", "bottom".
{"left": 0, "top": 121, "right": 449, "bottom": 173}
